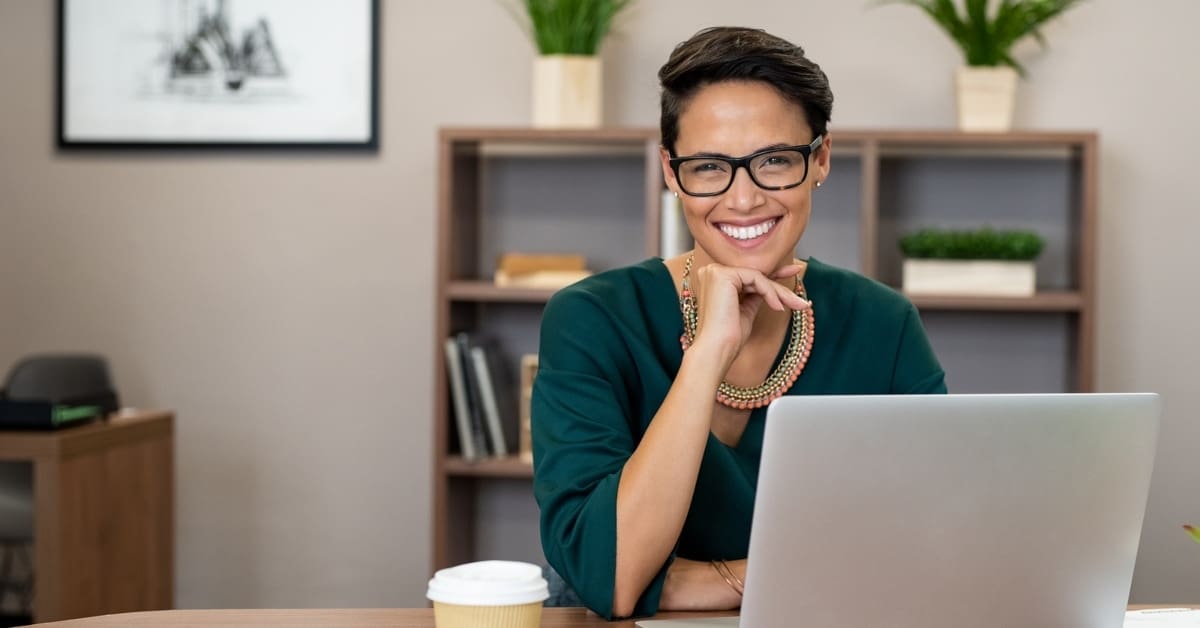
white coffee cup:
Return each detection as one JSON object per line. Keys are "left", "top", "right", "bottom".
{"left": 426, "top": 560, "right": 549, "bottom": 628}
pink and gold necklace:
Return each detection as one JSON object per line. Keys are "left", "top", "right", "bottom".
{"left": 678, "top": 253, "right": 815, "bottom": 409}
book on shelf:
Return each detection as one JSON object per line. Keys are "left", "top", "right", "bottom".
{"left": 446, "top": 332, "right": 524, "bottom": 462}
{"left": 454, "top": 333, "right": 492, "bottom": 460}
{"left": 469, "top": 343, "right": 517, "bottom": 458}
{"left": 443, "top": 336, "right": 480, "bottom": 461}
{"left": 493, "top": 252, "right": 592, "bottom": 289}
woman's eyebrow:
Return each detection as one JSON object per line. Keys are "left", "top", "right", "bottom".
{"left": 682, "top": 143, "right": 795, "bottom": 158}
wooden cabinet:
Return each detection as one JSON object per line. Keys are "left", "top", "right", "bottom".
{"left": 0, "top": 410, "right": 174, "bottom": 623}
{"left": 431, "top": 128, "right": 1096, "bottom": 571}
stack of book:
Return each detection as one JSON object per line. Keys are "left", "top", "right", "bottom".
{"left": 493, "top": 253, "right": 592, "bottom": 289}
{"left": 443, "top": 333, "right": 519, "bottom": 461}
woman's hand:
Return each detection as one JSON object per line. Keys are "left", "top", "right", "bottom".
{"left": 690, "top": 262, "right": 810, "bottom": 369}
{"left": 659, "top": 558, "right": 746, "bottom": 611}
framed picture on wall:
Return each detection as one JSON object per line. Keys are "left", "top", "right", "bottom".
{"left": 57, "top": 0, "right": 379, "bottom": 149}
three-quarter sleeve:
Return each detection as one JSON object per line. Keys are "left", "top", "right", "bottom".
{"left": 531, "top": 287, "right": 670, "bottom": 618}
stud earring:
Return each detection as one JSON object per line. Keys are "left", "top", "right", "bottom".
{"left": 673, "top": 191, "right": 679, "bottom": 198}
{"left": 816, "top": 180, "right": 823, "bottom": 188}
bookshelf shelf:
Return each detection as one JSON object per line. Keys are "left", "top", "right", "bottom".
{"left": 433, "top": 127, "right": 1096, "bottom": 574}
{"left": 447, "top": 281, "right": 558, "bottom": 303}
{"left": 906, "top": 291, "right": 1084, "bottom": 312}
{"left": 444, "top": 456, "right": 534, "bottom": 478}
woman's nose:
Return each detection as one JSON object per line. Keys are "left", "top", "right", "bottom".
{"left": 725, "top": 167, "right": 763, "bottom": 211}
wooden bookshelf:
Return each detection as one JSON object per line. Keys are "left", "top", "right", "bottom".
{"left": 432, "top": 127, "right": 1097, "bottom": 573}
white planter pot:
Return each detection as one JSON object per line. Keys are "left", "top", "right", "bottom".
{"left": 902, "top": 259, "right": 1036, "bottom": 297}
{"left": 532, "top": 55, "right": 602, "bottom": 128}
{"left": 956, "top": 66, "right": 1018, "bottom": 132}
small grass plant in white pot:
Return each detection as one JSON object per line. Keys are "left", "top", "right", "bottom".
{"left": 900, "top": 227, "right": 1044, "bottom": 297}
{"left": 503, "top": 0, "right": 633, "bottom": 128}
{"left": 882, "top": 0, "right": 1085, "bottom": 131}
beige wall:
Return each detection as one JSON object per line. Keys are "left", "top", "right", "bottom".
{"left": 1, "top": 0, "right": 1197, "bottom": 608}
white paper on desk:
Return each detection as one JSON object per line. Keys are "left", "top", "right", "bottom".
{"left": 1125, "top": 608, "right": 1200, "bottom": 626}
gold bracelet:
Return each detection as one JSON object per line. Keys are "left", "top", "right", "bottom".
{"left": 718, "top": 559, "right": 745, "bottom": 592}
{"left": 710, "top": 560, "right": 743, "bottom": 596}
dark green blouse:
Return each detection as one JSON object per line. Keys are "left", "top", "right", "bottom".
{"left": 531, "top": 258, "right": 946, "bottom": 619}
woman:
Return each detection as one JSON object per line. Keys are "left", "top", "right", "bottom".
{"left": 532, "top": 26, "right": 946, "bottom": 619}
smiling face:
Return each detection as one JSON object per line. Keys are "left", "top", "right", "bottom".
{"left": 660, "top": 80, "right": 831, "bottom": 275}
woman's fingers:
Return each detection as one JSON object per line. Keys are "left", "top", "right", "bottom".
{"left": 733, "top": 267, "right": 810, "bottom": 312}
{"left": 697, "top": 262, "right": 811, "bottom": 315}
{"left": 783, "top": 287, "right": 811, "bottom": 311}
{"left": 772, "top": 264, "right": 804, "bottom": 280}
{"left": 744, "top": 270, "right": 787, "bottom": 311}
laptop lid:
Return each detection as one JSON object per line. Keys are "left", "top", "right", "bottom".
{"left": 731, "top": 393, "right": 1160, "bottom": 628}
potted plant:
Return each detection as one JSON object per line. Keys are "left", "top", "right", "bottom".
{"left": 504, "top": 0, "right": 633, "bottom": 128}
{"left": 900, "top": 227, "right": 1044, "bottom": 296}
{"left": 883, "top": 0, "right": 1085, "bottom": 131}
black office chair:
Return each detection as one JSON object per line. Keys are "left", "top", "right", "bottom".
{"left": 0, "top": 354, "right": 118, "bottom": 617}
{"left": 1, "top": 354, "right": 119, "bottom": 411}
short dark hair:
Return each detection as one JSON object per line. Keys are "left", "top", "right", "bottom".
{"left": 658, "top": 27, "right": 834, "bottom": 155}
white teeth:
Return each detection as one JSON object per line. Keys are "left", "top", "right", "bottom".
{"left": 720, "top": 219, "right": 776, "bottom": 241}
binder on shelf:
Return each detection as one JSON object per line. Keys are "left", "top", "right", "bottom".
{"left": 443, "top": 336, "right": 481, "bottom": 461}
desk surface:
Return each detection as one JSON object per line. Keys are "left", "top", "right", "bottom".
{"left": 0, "top": 409, "right": 173, "bottom": 460}
{"left": 26, "top": 606, "right": 1195, "bottom": 627}
{"left": 29, "top": 608, "right": 719, "bottom": 627}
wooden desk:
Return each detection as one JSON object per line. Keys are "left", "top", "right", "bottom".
{"left": 0, "top": 410, "right": 174, "bottom": 623}
{"left": 27, "top": 607, "right": 730, "bottom": 627}
{"left": 23, "top": 606, "right": 1199, "bottom": 627}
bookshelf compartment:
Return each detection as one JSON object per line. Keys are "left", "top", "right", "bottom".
{"left": 473, "top": 479, "right": 544, "bottom": 565}
{"left": 921, "top": 311, "right": 1077, "bottom": 394}
{"left": 875, "top": 154, "right": 1080, "bottom": 290}
{"left": 445, "top": 302, "right": 540, "bottom": 460}
{"left": 474, "top": 154, "right": 650, "bottom": 278}
{"left": 796, "top": 154, "right": 863, "bottom": 272}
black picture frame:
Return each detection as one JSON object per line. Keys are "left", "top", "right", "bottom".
{"left": 57, "top": 0, "right": 379, "bottom": 150}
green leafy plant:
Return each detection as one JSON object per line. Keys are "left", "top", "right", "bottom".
{"left": 880, "top": 0, "right": 1086, "bottom": 73}
{"left": 900, "top": 227, "right": 1044, "bottom": 261}
{"left": 503, "top": 0, "right": 634, "bottom": 55}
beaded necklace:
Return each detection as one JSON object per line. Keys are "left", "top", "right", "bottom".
{"left": 678, "top": 253, "right": 815, "bottom": 409}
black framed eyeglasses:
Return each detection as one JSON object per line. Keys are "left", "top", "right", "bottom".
{"left": 669, "top": 135, "right": 824, "bottom": 197}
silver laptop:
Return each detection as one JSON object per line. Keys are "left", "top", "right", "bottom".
{"left": 638, "top": 394, "right": 1160, "bottom": 628}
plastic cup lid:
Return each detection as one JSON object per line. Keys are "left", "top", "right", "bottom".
{"left": 426, "top": 560, "right": 550, "bottom": 607}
